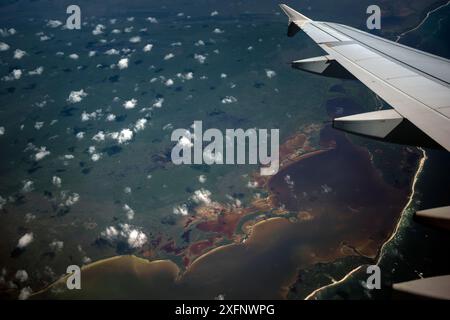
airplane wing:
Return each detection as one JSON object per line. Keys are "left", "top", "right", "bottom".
{"left": 279, "top": 4, "right": 450, "bottom": 151}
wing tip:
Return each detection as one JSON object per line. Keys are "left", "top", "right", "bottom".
{"left": 279, "top": 3, "right": 311, "bottom": 22}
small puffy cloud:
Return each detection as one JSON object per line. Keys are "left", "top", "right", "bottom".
{"left": 265, "top": 69, "right": 276, "bottom": 78}
{"left": 62, "top": 192, "right": 80, "bottom": 206}
{"left": 173, "top": 204, "right": 189, "bottom": 216}
{"left": 123, "top": 98, "right": 137, "bottom": 109}
{"left": 105, "top": 48, "right": 120, "bottom": 55}
{"left": 146, "top": 17, "right": 158, "bottom": 23}
{"left": 211, "top": 11, "right": 219, "bottom": 16}
{"left": 199, "top": 175, "right": 207, "bottom": 183}
{"left": 191, "top": 188, "right": 212, "bottom": 205}
{"left": 117, "top": 57, "right": 129, "bottom": 69}
{"left": 28, "top": 66, "right": 44, "bottom": 75}
{"left": 35, "top": 147, "right": 50, "bottom": 161}
{"left": 47, "top": 20, "right": 63, "bottom": 28}
{"left": 110, "top": 129, "right": 133, "bottom": 144}
{"left": 13, "top": 49, "right": 26, "bottom": 59}
{"left": 92, "top": 24, "right": 106, "bottom": 35}
{"left": 177, "top": 72, "right": 193, "bottom": 81}
{"left": 34, "top": 122, "right": 44, "bottom": 130}
{"left": 101, "top": 224, "right": 147, "bottom": 249}
{"left": 0, "top": 42, "right": 10, "bottom": 51}
{"left": 68, "top": 53, "right": 79, "bottom": 60}
{"left": 15, "top": 270, "right": 28, "bottom": 283}
{"left": 194, "top": 53, "right": 206, "bottom": 64}
{"left": 18, "top": 287, "right": 32, "bottom": 300}
{"left": 195, "top": 40, "right": 205, "bottom": 46}
{"left": 92, "top": 131, "right": 106, "bottom": 142}
{"left": 165, "top": 78, "right": 174, "bottom": 86}
{"left": 213, "top": 28, "right": 224, "bottom": 34}
{"left": 91, "top": 153, "right": 101, "bottom": 162}
{"left": 164, "top": 53, "right": 175, "bottom": 60}
{"left": 134, "top": 118, "right": 147, "bottom": 132}
{"left": 129, "top": 36, "right": 141, "bottom": 43}
{"left": 143, "top": 44, "right": 153, "bottom": 52}
{"left": 22, "top": 180, "right": 34, "bottom": 193}
{"left": 2, "top": 69, "right": 22, "bottom": 81}
{"left": 17, "top": 233, "right": 34, "bottom": 249}
{"left": 0, "top": 126, "right": 4, "bottom": 135}
{"left": 106, "top": 114, "right": 116, "bottom": 122}
{"left": 123, "top": 204, "right": 135, "bottom": 220}
{"left": 221, "top": 96, "right": 237, "bottom": 104}
{"left": 52, "top": 176, "right": 62, "bottom": 188}
{"left": 49, "top": 240, "right": 64, "bottom": 252}
{"left": 67, "top": 89, "right": 87, "bottom": 103}
{"left": 81, "top": 111, "right": 97, "bottom": 121}
{"left": 152, "top": 97, "right": 164, "bottom": 108}
{"left": 76, "top": 132, "right": 85, "bottom": 139}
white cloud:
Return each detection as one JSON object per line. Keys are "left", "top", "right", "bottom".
{"left": 126, "top": 228, "right": 147, "bottom": 248}
{"left": 106, "top": 114, "right": 116, "bottom": 122}
{"left": 81, "top": 111, "right": 97, "bottom": 121}
{"left": 34, "top": 122, "right": 44, "bottom": 130}
{"left": 213, "top": 28, "right": 224, "bottom": 34}
{"left": 152, "top": 97, "right": 164, "bottom": 108}
{"left": 265, "top": 69, "right": 276, "bottom": 78}
{"left": 195, "top": 40, "right": 205, "bottom": 46}
{"left": 49, "top": 240, "right": 64, "bottom": 252}
{"left": 17, "top": 233, "right": 34, "bottom": 249}
{"left": 35, "top": 147, "right": 50, "bottom": 161}
{"left": 52, "top": 176, "right": 62, "bottom": 188}
{"left": 101, "top": 224, "right": 147, "bottom": 249}
{"left": 92, "top": 131, "right": 106, "bottom": 142}
{"left": 76, "top": 132, "right": 85, "bottom": 139}
{"left": 199, "top": 175, "right": 207, "bottom": 183}
{"left": 47, "top": 20, "right": 63, "bottom": 28}
{"left": 13, "top": 49, "right": 26, "bottom": 59}
{"left": 177, "top": 72, "right": 193, "bottom": 81}
{"left": 0, "top": 42, "right": 10, "bottom": 51}
{"left": 67, "top": 89, "right": 87, "bottom": 103}
{"left": 221, "top": 96, "right": 237, "bottom": 104}
{"left": 194, "top": 53, "right": 206, "bottom": 64}
{"left": 62, "top": 192, "right": 80, "bottom": 206}
{"left": 117, "top": 57, "right": 129, "bottom": 69}
{"left": 146, "top": 17, "right": 158, "bottom": 23}
{"left": 28, "top": 66, "right": 44, "bottom": 75}
{"left": 123, "top": 204, "right": 135, "bottom": 220}
{"left": 2, "top": 69, "right": 22, "bottom": 81}
{"left": 123, "top": 98, "right": 137, "bottom": 109}
{"left": 111, "top": 129, "right": 133, "bottom": 144}
{"left": 15, "top": 270, "right": 28, "bottom": 283}
{"left": 211, "top": 11, "right": 219, "bottom": 16}
{"left": 129, "top": 36, "right": 141, "bottom": 43}
{"left": 164, "top": 53, "right": 175, "bottom": 60}
{"left": 165, "top": 78, "right": 174, "bottom": 86}
{"left": 0, "top": 126, "right": 5, "bottom": 135}
{"left": 18, "top": 287, "right": 32, "bottom": 300}
{"left": 143, "top": 44, "right": 153, "bottom": 52}
{"left": 22, "top": 180, "right": 34, "bottom": 193}
{"left": 191, "top": 189, "right": 212, "bottom": 205}
{"left": 91, "top": 153, "right": 101, "bottom": 161}
{"left": 68, "top": 53, "right": 79, "bottom": 60}
{"left": 92, "top": 24, "right": 106, "bottom": 35}
{"left": 105, "top": 48, "right": 120, "bottom": 55}
{"left": 134, "top": 118, "right": 147, "bottom": 132}
{"left": 173, "top": 204, "right": 189, "bottom": 216}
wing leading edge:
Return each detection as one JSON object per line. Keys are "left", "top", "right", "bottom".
{"left": 279, "top": 4, "right": 450, "bottom": 151}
